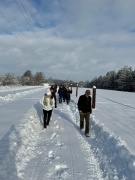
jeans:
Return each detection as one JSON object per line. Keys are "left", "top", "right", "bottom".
{"left": 59, "top": 95, "right": 63, "bottom": 103}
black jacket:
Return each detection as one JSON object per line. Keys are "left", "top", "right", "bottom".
{"left": 78, "top": 94, "right": 92, "bottom": 113}
{"left": 66, "top": 89, "right": 72, "bottom": 100}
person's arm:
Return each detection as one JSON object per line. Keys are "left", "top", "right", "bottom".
{"left": 52, "top": 98, "right": 55, "bottom": 108}
{"left": 42, "top": 96, "right": 45, "bottom": 106}
{"left": 89, "top": 96, "right": 92, "bottom": 114}
{"left": 78, "top": 96, "right": 82, "bottom": 111}
{"left": 54, "top": 95, "right": 57, "bottom": 108}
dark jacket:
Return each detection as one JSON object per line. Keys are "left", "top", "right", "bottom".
{"left": 78, "top": 94, "right": 92, "bottom": 113}
{"left": 66, "top": 89, "right": 72, "bottom": 100}
{"left": 58, "top": 87, "right": 64, "bottom": 96}
{"left": 50, "top": 86, "right": 57, "bottom": 108}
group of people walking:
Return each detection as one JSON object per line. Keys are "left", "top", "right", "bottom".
{"left": 42, "top": 84, "right": 72, "bottom": 129}
{"left": 42, "top": 84, "right": 92, "bottom": 137}
{"left": 58, "top": 85, "right": 72, "bottom": 104}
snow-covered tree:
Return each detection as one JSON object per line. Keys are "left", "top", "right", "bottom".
{"left": 2, "top": 73, "right": 19, "bottom": 86}
{"left": 116, "top": 66, "right": 132, "bottom": 91}
{"left": 105, "top": 71, "right": 117, "bottom": 90}
{"left": 21, "top": 70, "right": 34, "bottom": 85}
{"left": 34, "top": 72, "right": 45, "bottom": 85}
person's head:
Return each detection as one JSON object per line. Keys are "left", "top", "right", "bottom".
{"left": 85, "top": 90, "right": 91, "bottom": 97}
{"left": 50, "top": 87, "right": 54, "bottom": 92}
{"left": 46, "top": 89, "right": 51, "bottom": 96}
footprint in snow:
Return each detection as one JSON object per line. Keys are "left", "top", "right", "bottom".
{"left": 48, "top": 150, "right": 56, "bottom": 159}
{"left": 55, "top": 125, "right": 60, "bottom": 129}
{"left": 48, "top": 163, "right": 69, "bottom": 179}
{"left": 55, "top": 164, "right": 68, "bottom": 175}
{"left": 51, "top": 133, "right": 59, "bottom": 139}
{"left": 53, "top": 120, "right": 57, "bottom": 124}
{"left": 56, "top": 141, "right": 64, "bottom": 147}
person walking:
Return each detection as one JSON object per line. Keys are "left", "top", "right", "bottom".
{"left": 62, "top": 85, "right": 67, "bottom": 102}
{"left": 42, "top": 89, "right": 55, "bottom": 129}
{"left": 65, "top": 87, "right": 72, "bottom": 104}
{"left": 77, "top": 90, "right": 92, "bottom": 137}
{"left": 50, "top": 86, "right": 57, "bottom": 108}
{"left": 58, "top": 85, "right": 64, "bottom": 103}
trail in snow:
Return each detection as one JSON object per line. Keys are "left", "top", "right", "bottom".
{"left": 22, "top": 102, "right": 103, "bottom": 180}
{"left": 1, "top": 86, "right": 135, "bottom": 180}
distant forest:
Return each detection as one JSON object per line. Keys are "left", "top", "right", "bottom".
{"left": 87, "top": 66, "right": 135, "bottom": 92}
{"left": 0, "top": 70, "right": 76, "bottom": 87}
{"left": 0, "top": 66, "right": 135, "bottom": 92}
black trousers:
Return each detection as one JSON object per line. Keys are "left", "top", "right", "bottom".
{"left": 43, "top": 109, "right": 52, "bottom": 128}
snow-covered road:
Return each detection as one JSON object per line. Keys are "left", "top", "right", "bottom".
{"left": 0, "top": 85, "right": 135, "bottom": 180}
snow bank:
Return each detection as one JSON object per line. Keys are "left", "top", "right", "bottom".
{"left": 0, "top": 107, "right": 42, "bottom": 180}
{"left": 0, "top": 86, "right": 46, "bottom": 103}
{"left": 90, "top": 116, "right": 135, "bottom": 180}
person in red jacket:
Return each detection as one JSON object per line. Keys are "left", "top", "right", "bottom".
{"left": 77, "top": 90, "right": 92, "bottom": 137}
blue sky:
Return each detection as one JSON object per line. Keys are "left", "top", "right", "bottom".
{"left": 0, "top": 0, "right": 135, "bottom": 81}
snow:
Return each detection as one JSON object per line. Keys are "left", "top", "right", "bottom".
{"left": 0, "top": 85, "right": 135, "bottom": 180}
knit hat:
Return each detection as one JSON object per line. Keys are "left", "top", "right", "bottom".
{"left": 46, "top": 89, "right": 51, "bottom": 95}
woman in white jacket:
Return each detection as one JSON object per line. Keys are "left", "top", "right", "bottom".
{"left": 42, "top": 89, "right": 55, "bottom": 128}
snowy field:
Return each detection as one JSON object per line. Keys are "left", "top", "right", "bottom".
{"left": 0, "top": 85, "right": 135, "bottom": 180}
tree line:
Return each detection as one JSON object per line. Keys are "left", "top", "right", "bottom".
{"left": 0, "top": 66, "right": 135, "bottom": 92}
{"left": 0, "top": 70, "right": 45, "bottom": 86}
{"left": 0, "top": 70, "right": 76, "bottom": 87}
{"left": 87, "top": 66, "right": 135, "bottom": 92}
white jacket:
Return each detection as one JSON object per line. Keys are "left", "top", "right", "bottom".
{"left": 42, "top": 94, "right": 55, "bottom": 111}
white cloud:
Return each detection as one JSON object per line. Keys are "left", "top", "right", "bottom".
{"left": 0, "top": 0, "right": 135, "bottom": 81}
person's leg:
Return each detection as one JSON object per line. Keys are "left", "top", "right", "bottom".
{"left": 66, "top": 97, "right": 68, "bottom": 104}
{"left": 59, "top": 95, "right": 62, "bottom": 103}
{"left": 59, "top": 95, "right": 60, "bottom": 103}
{"left": 79, "top": 112, "right": 84, "bottom": 129}
{"left": 54, "top": 94, "right": 57, "bottom": 108}
{"left": 61, "top": 95, "right": 63, "bottom": 102}
{"left": 43, "top": 109, "right": 47, "bottom": 128}
{"left": 63, "top": 95, "right": 65, "bottom": 102}
{"left": 84, "top": 112, "right": 90, "bottom": 134}
{"left": 47, "top": 110, "right": 52, "bottom": 125}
